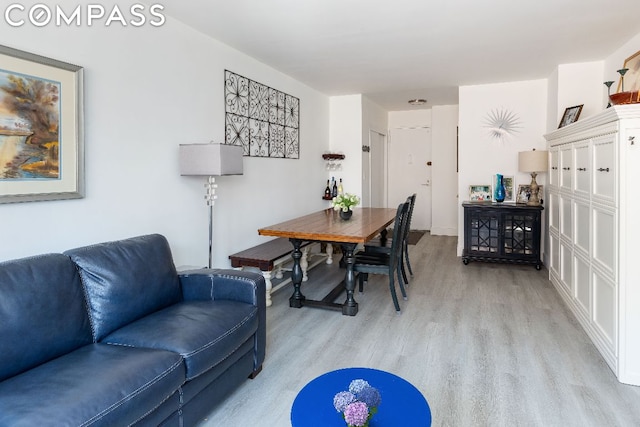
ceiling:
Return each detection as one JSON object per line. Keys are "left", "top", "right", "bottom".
{"left": 161, "top": 0, "right": 640, "bottom": 111}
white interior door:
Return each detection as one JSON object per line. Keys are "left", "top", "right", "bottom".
{"left": 388, "top": 127, "right": 432, "bottom": 230}
{"left": 362, "top": 130, "right": 387, "bottom": 208}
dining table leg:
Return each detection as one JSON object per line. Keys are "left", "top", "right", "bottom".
{"left": 341, "top": 243, "right": 358, "bottom": 316}
{"left": 289, "top": 238, "right": 306, "bottom": 308}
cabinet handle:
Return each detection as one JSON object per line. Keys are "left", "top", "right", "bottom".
{"left": 552, "top": 166, "right": 558, "bottom": 170}
{"left": 562, "top": 167, "right": 571, "bottom": 170}
{"left": 597, "top": 167, "right": 610, "bottom": 172}
{"left": 577, "top": 168, "right": 587, "bottom": 171}
{"left": 630, "top": 136, "right": 636, "bottom": 145}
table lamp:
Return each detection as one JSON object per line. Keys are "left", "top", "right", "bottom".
{"left": 180, "top": 143, "right": 243, "bottom": 268}
{"left": 518, "top": 149, "right": 548, "bottom": 206}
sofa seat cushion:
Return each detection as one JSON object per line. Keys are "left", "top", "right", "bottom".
{"left": 104, "top": 300, "right": 258, "bottom": 380}
{"left": 0, "top": 344, "right": 184, "bottom": 427}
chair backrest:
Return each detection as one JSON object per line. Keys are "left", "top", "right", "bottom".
{"left": 405, "top": 193, "right": 417, "bottom": 232}
{"left": 389, "top": 202, "right": 410, "bottom": 267}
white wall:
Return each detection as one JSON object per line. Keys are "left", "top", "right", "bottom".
{"left": 458, "top": 79, "right": 548, "bottom": 255}
{"left": 328, "top": 95, "right": 362, "bottom": 199}
{"left": 0, "top": 4, "right": 330, "bottom": 267}
{"left": 605, "top": 32, "right": 640, "bottom": 90}
{"left": 554, "top": 61, "right": 605, "bottom": 126}
{"left": 388, "top": 108, "right": 459, "bottom": 235}
{"left": 431, "top": 105, "right": 459, "bottom": 236}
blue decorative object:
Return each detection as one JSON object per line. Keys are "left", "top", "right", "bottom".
{"left": 495, "top": 174, "right": 506, "bottom": 203}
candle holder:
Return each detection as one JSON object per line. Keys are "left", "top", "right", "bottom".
{"left": 604, "top": 81, "right": 614, "bottom": 108}
{"left": 618, "top": 68, "right": 629, "bottom": 92}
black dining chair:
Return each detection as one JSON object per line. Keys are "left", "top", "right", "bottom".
{"left": 363, "top": 194, "right": 416, "bottom": 284}
{"left": 354, "top": 201, "right": 410, "bottom": 313}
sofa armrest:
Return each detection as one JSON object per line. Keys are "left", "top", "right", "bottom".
{"left": 179, "top": 269, "right": 266, "bottom": 373}
{"left": 179, "top": 269, "right": 265, "bottom": 306}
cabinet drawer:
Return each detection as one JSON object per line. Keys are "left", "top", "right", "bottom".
{"left": 560, "top": 146, "right": 573, "bottom": 191}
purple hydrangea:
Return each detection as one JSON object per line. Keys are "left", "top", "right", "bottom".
{"left": 343, "top": 401, "right": 370, "bottom": 427}
{"left": 348, "top": 379, "right": 370, "bottom": 394}
{"left": 356, "top": 385, "right": 381, "bottom": 408}
{"left": 333, "top": 391, "right": 356, "bottom": 412}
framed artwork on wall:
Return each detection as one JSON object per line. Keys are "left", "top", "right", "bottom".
{"left": 0, "top": 44, "right": 84, "bottom": 204}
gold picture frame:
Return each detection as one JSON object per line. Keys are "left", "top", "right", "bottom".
{"left": 618, "top": 50, "right": 640, "bottom": 93}
{"left": 0, "top": 44, "right": 84, "bottom": 204}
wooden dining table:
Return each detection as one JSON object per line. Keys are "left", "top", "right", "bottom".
{"left": 258, "top": 207, "right": 397, "bottom": 316}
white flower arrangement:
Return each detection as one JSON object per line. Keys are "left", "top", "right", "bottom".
{"left": 332, "top": 193, "right": 360, "bottom": 212}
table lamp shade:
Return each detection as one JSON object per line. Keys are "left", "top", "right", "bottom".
{"left": 518, "top": 150, "right": 548, "bottom": 173}
{"left": 180, "top": 143, "right": 243, "bottom": 176}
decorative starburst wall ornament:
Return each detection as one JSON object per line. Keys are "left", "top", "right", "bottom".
{"left": 483, "top": 108, "right": 522, "bottom": 141}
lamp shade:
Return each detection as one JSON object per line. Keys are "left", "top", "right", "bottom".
{"left": 179, "top": 143, "right": 243, "bottom": 176}
{"left": 518, "top": 150, "right": 548, "bottom": 173}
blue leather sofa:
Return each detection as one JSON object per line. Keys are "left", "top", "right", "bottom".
{"left": 0, "top": 234, "right": 266, "bottom": 426}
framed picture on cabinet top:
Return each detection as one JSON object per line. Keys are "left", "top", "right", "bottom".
{"left": 558, "top": 105, "right": 583, "bottom": 128}
{"left": 469, "top": 184, "right": 492, "bottom": 201}
{"left": 516, "top": 184, "right": 544, "bottom": 204}
{"left": 495, "top": 174, "right": 514, "bottom": 202}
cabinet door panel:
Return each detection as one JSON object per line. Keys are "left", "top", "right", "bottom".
{"left": 574, "top": 142, "right": 590, "bottom": 195}
{"left": 593, "top": 270, "right": 616, "bottom": 349}
{"left": 560, "top": 241, "right": 573, "bottom": 294}
{"left": 560, "top": 146, "right": 573, "bottom": 191}
{"left": 549, "top": 192, "right": 559, "bottom": 233}
{"left": 549, "top": 148, "right": 560, "bottom": 188}
{"left": 560, "top": 194, "right": 572, "bottom": 241}
{"left": 574, "top": 254, "right": 590, "bottom": 315}
{"left": 592, "top": 135, "right": 616, "bottom": 203}
{"left": 593, "top": 206, "right": 616, "bottom": 276}
{"left": 574, "top": 200, "right": 590, "bottom": 256}
{"left": 549, "top": 232, "right": 560, "bottom": 278}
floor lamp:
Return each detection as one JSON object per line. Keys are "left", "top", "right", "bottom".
{"left": 179, "top": 143, "right": 243, "bottom": 268}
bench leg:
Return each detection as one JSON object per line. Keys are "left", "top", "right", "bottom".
{"left": 262, "top": 270, "right": 273, "bottom": 307}
{"left": 326, "top": 243, "right": 333, "bottom": 264}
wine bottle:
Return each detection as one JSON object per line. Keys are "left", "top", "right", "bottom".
{"left": 331, "top": 177, "right": 338, "bottom": 197}
{"left": 337, "top": 178, "right": 343, "bottom": 195}
{"left": 324, "top": 180, "right": 331, "bottom": 199}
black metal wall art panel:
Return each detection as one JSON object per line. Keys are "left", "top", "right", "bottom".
{"left": 225, "top": 70, "right": 299, "bottom": 158}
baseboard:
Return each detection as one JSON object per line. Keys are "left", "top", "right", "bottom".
{"left": 430, "top": 227, "right": 457, "bottom": 236}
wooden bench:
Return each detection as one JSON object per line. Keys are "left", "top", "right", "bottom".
{"left": 229, "top": 238, "right": 332, "bottom": 307}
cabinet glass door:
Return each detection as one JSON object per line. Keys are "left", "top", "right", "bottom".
{"left": 469, "top": 212, "right": 499, "bottom": 253}
{"left": 503, "top": 214, "right": 534, "bottom": 255}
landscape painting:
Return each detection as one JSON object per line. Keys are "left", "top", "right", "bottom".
{"left": 0, "top": 45, "right": 83, "bottom": 203}
{"left": 0, "top": 70, "right": 61, "bottom": 180}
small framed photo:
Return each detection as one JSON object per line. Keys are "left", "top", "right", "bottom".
{"left": 469, "top": 184, "right": 492, "bottom": 201}
{"left": 495, "top": 175, "right": 514, "bottom": 202}
{"left": 516, "top": 184, "right": 544, "bottom": 204}
{"left": 558, "top": 105, "right": 583, "bottom": 128}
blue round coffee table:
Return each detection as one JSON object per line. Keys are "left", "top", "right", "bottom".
{"left": 291, "top": 367, "right": 431, "bottom": 426}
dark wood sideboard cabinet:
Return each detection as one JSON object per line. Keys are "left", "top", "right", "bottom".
{"left": 462, "top": 202, "right": 543, "bottom": 269}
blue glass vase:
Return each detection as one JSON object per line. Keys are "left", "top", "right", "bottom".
{"left": 495, "top": 174, "right": 506, "bottom": 203}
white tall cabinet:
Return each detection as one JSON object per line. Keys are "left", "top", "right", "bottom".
{"left": 545, "top": 105, "right": 640, "bottom": 386}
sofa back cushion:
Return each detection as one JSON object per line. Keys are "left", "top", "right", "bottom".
{"left": 65, "top": 234, "right": 182, "bottom": 341}
{"left": 0, "top": 253, "right": 93, "bottom": 382}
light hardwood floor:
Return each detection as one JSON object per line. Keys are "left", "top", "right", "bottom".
{"left": 200, "top": 234, "right": 640, "bottom": 426}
